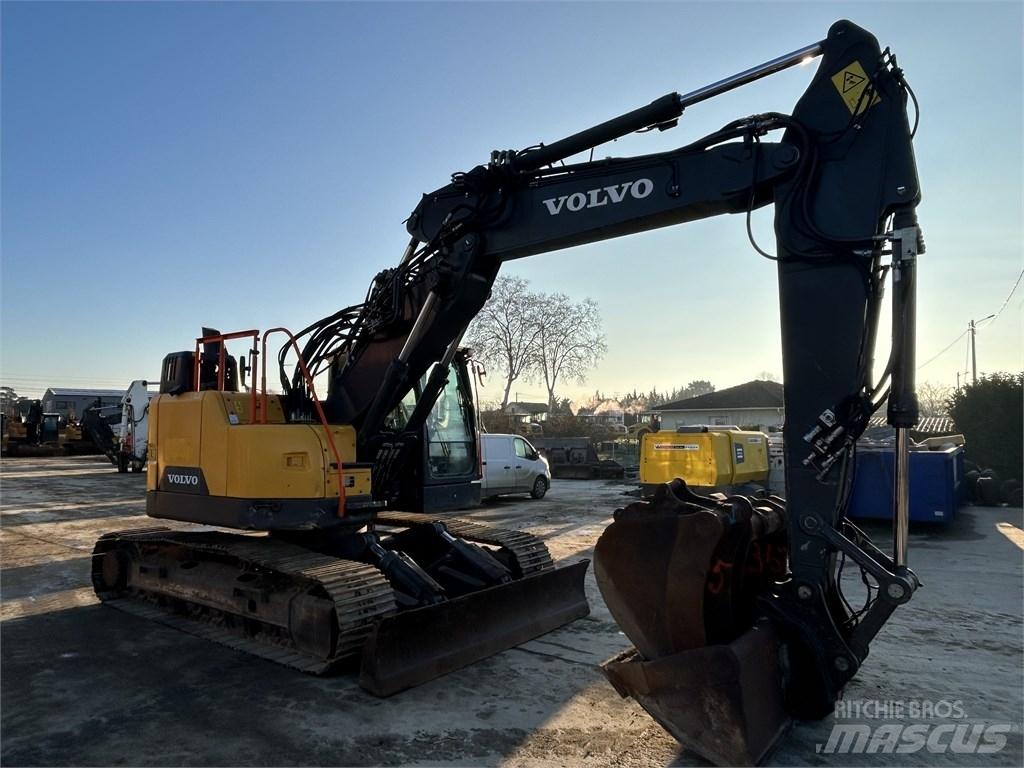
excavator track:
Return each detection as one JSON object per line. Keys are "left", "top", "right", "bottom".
{"left": 91, "top": 516, "right": 588, "bottom": 695}
{"left": 92, "top": 527, "right": 397, "bottom": 674}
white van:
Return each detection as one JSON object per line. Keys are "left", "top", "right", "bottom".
{"left": 480, "top": 433, "right": 551, "bottom": 499}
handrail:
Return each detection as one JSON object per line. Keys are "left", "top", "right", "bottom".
{"left": 192, "top": 327, "right": 346, "bottom": 517}
{"left": 261, "top": 327, "right": 346, "bottom": 517}
{"left": 194, "top": 330, "right": 260, "bottom": 424}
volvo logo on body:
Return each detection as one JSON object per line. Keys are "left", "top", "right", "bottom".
{"left": 542, "top": 178, "right": 654, "bottom": 216}
{"left": 159, "top": 466, "right": 208, "bottom": 495}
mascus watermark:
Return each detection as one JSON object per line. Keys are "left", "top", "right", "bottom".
{"left": 817, "top": 699, "right": 1014, "bottom": 755}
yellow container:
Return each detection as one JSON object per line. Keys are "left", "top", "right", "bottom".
{"left": 640, "top": 429, "right": 769, "bottom": 487}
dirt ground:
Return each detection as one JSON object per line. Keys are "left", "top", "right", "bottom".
{"left": 1, "top": 455, "right": 1021, "bottom": 767}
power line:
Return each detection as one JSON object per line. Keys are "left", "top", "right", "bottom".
{"left": 917, "top": 329, "right": 968, "bottom": 371}
{"left": 916, "top": 267, "right": 1023, "bottom": 373}
{"left": 980, "top": 266, "right": 1024, "bottom": 327}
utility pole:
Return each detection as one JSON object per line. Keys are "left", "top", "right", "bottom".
{"left": 969, "top": 314, "right": 996, "bottom": 385}
{"left": 969, "top": 320, "right": 977, "bottom": 385}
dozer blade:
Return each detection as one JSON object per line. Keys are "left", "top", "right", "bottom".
{"left": 593, "top": 480, "right": 789, "bottom": 766}
{"left": 360, "top": 559, "right": 589, "bottom": 696}
{"left": 602, "top": 621, "right": 789, "bottom": 767}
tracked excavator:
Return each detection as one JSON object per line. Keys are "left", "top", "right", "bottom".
{"left": 92, "top": 20, "right": 923, "bottom": 763}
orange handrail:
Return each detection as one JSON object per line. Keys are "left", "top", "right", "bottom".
{"left": 261, "top": 327, "right": 346, "bottom": 517}
{"left": 194, "top": 330, "right": 260, "bottom": 424}
{"left": 192, "top": 327, "right": 346, "bottom": 517}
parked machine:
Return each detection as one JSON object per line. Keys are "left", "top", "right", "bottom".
{"left": 95, "top": 331, "right": 588, "bottom": 696}
{"left": 82, "top": 380, "right": 155, "bottom": 473}
{"left": 80, "top": 405, "right": 122, "bottom": 459}
{"left": 92, "top": 20, "right": 923, "bottom": 763}
{"left": 115, "top": 379, "right": 154, "bottom": 473}
{"left": 533, "top": 437, "right": 627, "bottom": 480}
{"left": 1, "top": 401, "right": 63, "bottom": 455}
{"left": 639, "top": 427, "right": 771, "bottom": 495}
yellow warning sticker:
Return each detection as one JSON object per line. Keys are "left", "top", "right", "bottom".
{"left": 831, "top": 61, "right": 882, "bottom": 115}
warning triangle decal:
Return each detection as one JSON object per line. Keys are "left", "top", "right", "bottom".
{"left": 842, "top": 71, "right": 865, "bottom": 93}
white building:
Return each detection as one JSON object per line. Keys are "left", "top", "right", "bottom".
{"left": 650, "top": 380, "right": 784, "bottom": 433}
{"left": 42, "top": 388, "right": 125, "bottom": 421}
{"left": 504, "top": 401, "right": 549, "bottom": 423}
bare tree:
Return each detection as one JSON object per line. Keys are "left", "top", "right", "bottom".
{"left": 917, "top": 381, "right": 953, "bottom": 418}
{"left": 756, "top": 371, "right": 781, "bottom": 383}
{"left": 0, "top": 386, "right": 18, "bottom": 414}
{"left": 533, "top": 294, "right": 607, "bottom": 411}
{"left": 682, "top": 380, "right": 715, "bottom": 398}
{"left": 465, "top": 276, "right": 543, "bottom": 410}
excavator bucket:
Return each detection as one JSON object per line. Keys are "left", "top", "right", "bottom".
{"left": 602, "top": 624, "right": 789, "bottom": 766}
{"left": 594, "top": 480, "right": 789, "bottom": 766}
{"left": 360, "top": 559, "right": 590, "bottom": 696}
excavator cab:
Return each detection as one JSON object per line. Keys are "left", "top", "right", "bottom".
{"left": 382, "top": 351, "right": 482, "bottom": 513}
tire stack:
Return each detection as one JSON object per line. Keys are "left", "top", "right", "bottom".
{"left": 964, "top": 461, "right": 1022, "bottom": 507}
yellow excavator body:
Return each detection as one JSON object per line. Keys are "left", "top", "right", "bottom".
{"left": 146, "top": 390, "right": 372, "bottom": 502}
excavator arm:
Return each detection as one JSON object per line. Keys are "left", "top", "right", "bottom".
{"left": 274, "top": 19, "right": 922, "bottom": 762}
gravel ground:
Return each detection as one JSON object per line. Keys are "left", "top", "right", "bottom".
{"left": 1, "top": 455, "right": 1021, "bottom": 766}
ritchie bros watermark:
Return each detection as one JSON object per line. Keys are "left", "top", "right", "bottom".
{"left": 816, "top": 699, "right": 1015, "bottom": 756}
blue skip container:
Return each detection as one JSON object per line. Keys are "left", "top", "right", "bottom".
{"left": 847, "top": 446, "right": 965, "bottom": 524}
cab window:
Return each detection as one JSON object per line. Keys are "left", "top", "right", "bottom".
{"left": 514, "top": 438, "right": 529, "bottom": 459}
{"left": 383, "top": 363, "right": 476, "bottom": 479}
{"left": 424, "top": 368, "right": 474, "bottom": 478}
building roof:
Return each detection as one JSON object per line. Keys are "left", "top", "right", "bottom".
{"left": 867, "top": 415, "right": 956, "bottom": 434}
{"left": 652, "top": 380, "right": 784, "bottom": 412}
{"left": 44, "top": 388, "right": 125, "bottom": 398}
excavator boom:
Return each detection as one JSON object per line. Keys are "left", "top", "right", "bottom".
{"left": 390, "top": 18, "right": 921, "bottom": 762}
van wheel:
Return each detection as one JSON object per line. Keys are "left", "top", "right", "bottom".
{"left": 530, "top": 477, "right": 548, "bottom": 499}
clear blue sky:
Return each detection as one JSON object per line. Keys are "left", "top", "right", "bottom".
{"left": 2, "top": 1, "right": 1021, "bottom": 404}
